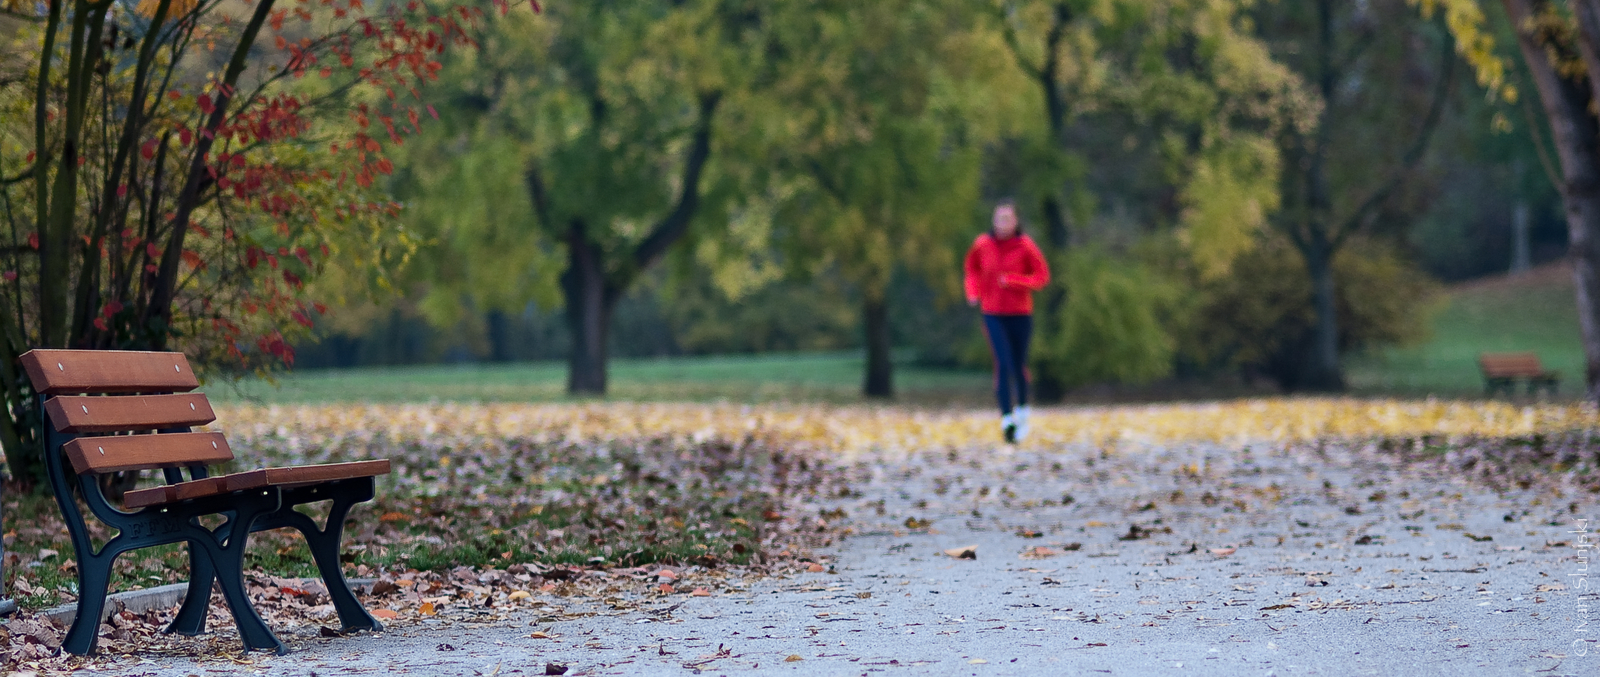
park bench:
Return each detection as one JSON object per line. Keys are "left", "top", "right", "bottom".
{"left": 21, "top": 349, "right": 391, "bottom": 655}
{"left": 1478, "top": 352, "right": 1560, "bottom": 398}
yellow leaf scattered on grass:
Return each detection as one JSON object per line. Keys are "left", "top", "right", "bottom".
{"left": 212, "top": 398, "right": 1600, "bottom": 464}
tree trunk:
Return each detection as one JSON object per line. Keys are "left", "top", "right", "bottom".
{"left": 862, "top": 297, "right": 893, "bottom": 398}
{"left": 1509, "top": 0, "right": 1600, "bottom": 400}
{"left": 1300, "top": 238, "right": 1345, "bottom": 391}
{"left": 486, "top": 309, "right": 512, "bottom": 363}
{"left": 1512, "top": 200, "right": 1532, "bottom": 273}
{"left": 564, "top": 221, "right": 611, "bottom": 395}
{"left": 1296, "top": 0, "right": 1345, "bottom": 392}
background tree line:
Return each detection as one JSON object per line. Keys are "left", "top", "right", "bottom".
{"left": 295, "top": 0, "right": 1569, "bottom": 401}
{"left": 2, "top": 0, "right": 1581, "bottom": 420}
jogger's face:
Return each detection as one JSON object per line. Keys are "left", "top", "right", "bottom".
{"left": 993, "top": 206, "right": 1018, "bottom": 239}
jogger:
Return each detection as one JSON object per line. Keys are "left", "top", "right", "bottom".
{"left": 982, "top": 314, "right": 1033, "bottom": 416}
{"left": 963, "top": 198, "right": 1050, "bottom": 443}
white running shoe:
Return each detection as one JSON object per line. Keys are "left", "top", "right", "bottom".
{"left": 1015, "top": 405, "right": 1031, "bottom": 441}
{"left": 1002, "top": 413, "right": 1017, "bottom": 444}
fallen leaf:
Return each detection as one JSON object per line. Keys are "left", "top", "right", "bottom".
{"left": 1259, "top": 604, "right": 1295, "bottom": 611}
{"left": 805, "top": 563, "right": 827, "bottom": 573}
{"left": 1537, "top": 583, "right": 1566, "bottom": 592}
{"left": 969, "top": 658, "right": 989, "bottom": 664}
{"left": 37, "top": 548, "right": 58, "bottom": 560}
{"left": 785, "top": 654, "right": 804, "bottom": 662}
{"left": 904, "top": 517, "right": 932, "bottom": 529}
{"left": 371, "top": 609, "right": 398, "bottom": 620}
{"left": 1209, "top": 547, "right": 1236, "bottom": 557}
{"left": 545, "top": 664, "right": 568, "bottom": 676}
{"left": 691, "top": 588, "right": 712, "bottom": 597}
{"left": 1464, "top": 533, "right": 1493, "bottom": 542}
{"left": 508, "top": 590, "right": 531, "bottom": 601}
{"left": 371, "top": 580, "right": 398, "bottom": 596}
{"left": 419, "top": 601, "right": 437, "bottom": 615}
{"left": 530, "top": 631, "right": 553, "bottom": 639}
{"left": 1020, "top": 546, "right": 1061, "bottom": 560}
{"left": 944, "top": 545, "right": 978, "bottom": 559}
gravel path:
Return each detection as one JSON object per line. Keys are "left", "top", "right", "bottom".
{"left": 69, "top": 438, "right": 1599, "bottom": 676}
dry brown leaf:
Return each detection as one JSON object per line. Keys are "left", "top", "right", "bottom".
{"left": 944, "top": 545, "right": 978, "bottom": 559}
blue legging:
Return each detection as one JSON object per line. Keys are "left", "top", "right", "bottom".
{"left": 983, "top": 314, "right": 1032, "bottom": 415}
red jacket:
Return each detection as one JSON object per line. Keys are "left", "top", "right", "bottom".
{"left": 963, "top": 233, "right": 1050, "bottom": 315}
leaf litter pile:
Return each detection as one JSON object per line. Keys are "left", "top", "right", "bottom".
{"left": 2, "top": 398, "right": 1597, "bottom": 672}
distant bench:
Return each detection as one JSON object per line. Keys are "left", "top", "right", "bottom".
{"left": 1478, "top": 352, "right": 1559, "bottom": 398}
{"left": 22, "top": 349, "right": 391, "bottom": 655}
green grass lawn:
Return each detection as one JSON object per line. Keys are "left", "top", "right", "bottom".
{"left": 211, "top": 264, "right": 1585, "bottom": 406}
{"left": 1347, "top": 264, "right": 1584, "bottom": 399}
{"left": 205, "top": 351, "right": 995, "bottom": 406}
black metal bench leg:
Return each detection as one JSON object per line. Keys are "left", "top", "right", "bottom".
{"left": 165, "top": 542, "right": 216, "bottom": 636}
{"left": 273, "top": 493, "right": 382, "bottom": 632}
{"left": 202, "top": 514, "right": 287, "bottom": 654}
{"left": 61, "top": 544, "right": 122, "bottom": 655}
{"left": 315, "top": 497, "right": 382, "bottom": 633}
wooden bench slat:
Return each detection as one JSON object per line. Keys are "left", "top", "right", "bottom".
{"left": 121, "top": 460, "right": 391, "bottom": 509}
{"left": 1480, "top": 352, "right": 1555, "bottom": 379}
{"left": 122, "top": 476, "right": 229, "bottom": 509}
{"left": 229, "top": 460, "right": 392, "bottom": 490}
{"left": 62, "top": 432, "right": 233, "bottom": 475}
{"left": 22, "top": 349, "right": 199, "bottom": 395}
{"left": 45, "top": 394, "right": 216, "bottom": 433}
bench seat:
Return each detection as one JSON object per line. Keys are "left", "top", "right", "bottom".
{"left": 124, "top": 460, "right": 393, "bottom": 508}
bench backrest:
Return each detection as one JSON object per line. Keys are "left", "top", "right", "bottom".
{"left": 1479, "top": 352, "right": 1547, "bottom": 378}
{"left": 20, "top": 349, "right": 233, "bottom": 475}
